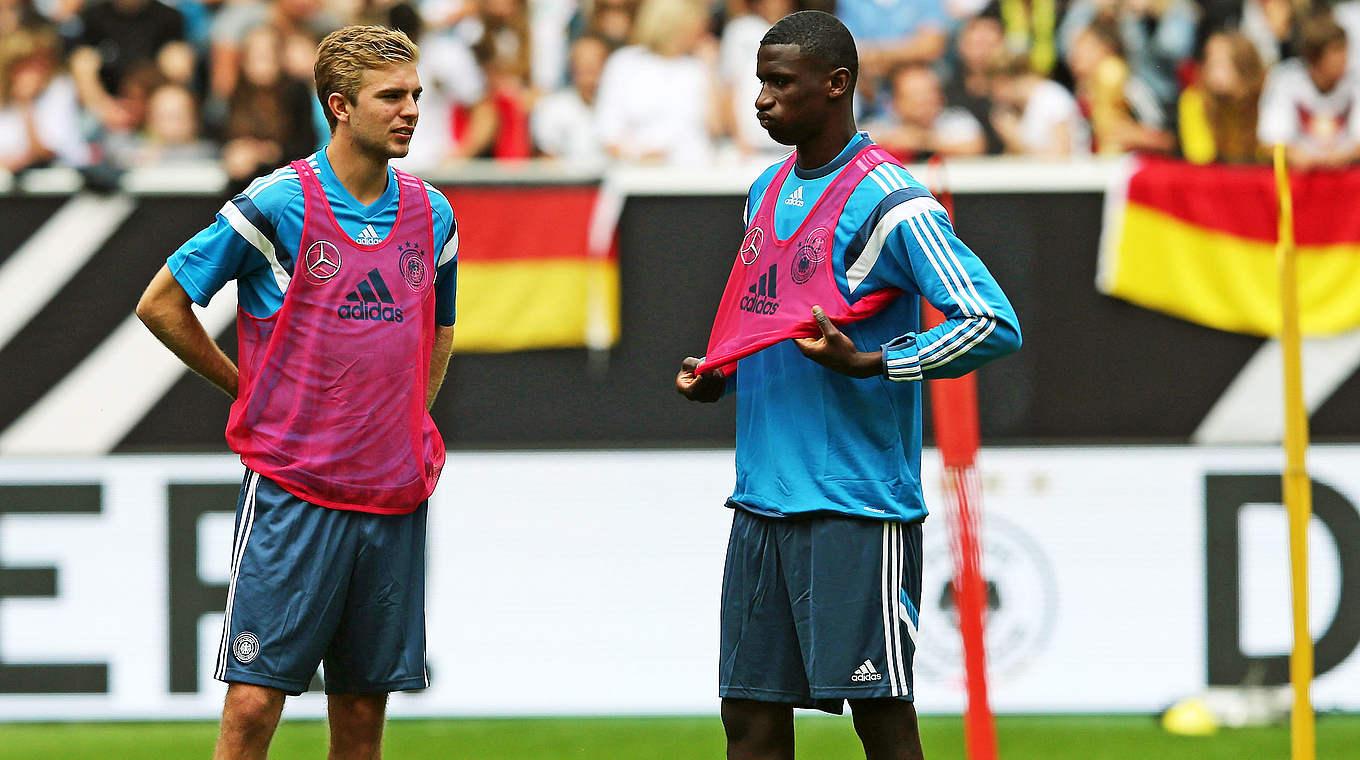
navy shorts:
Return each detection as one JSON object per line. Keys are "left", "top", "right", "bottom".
{"left": 720, "top": 508, "right": 922, "bottom": 714}
{"left": 215, "top": 469, "right": 428, "bottom": 695}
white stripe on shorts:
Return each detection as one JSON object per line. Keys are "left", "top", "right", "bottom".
{"left": 881, "top": 523, "right": 902, "bottom": 696}
{"left": 217, "top": 470, "right": 260, "bottom": 679}
{"left": 890, "top": 524, "right": 909, "bottom": 687}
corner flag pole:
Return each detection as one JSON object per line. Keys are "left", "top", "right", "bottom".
{"left": 1274, "top": 144, "right": 1315, "bottom": 760}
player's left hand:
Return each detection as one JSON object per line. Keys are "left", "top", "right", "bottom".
{"left": 794, "top": 306, "right": 883, "bottom": 379}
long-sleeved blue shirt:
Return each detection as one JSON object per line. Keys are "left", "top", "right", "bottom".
{"left": 729, "top": 133, "right": 1021, "bottom": 522}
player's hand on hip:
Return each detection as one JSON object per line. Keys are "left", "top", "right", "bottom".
{"left": 677, "top": 357, "right": 726, "bottom": 403}
{"left": 794, "top": 306, "right": 883, "bottom": 379}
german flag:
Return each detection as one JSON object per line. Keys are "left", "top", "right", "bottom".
{"left": 1098, "top": 155, "right": 1360, "bottom": 336}
{"left": 438, "top": 185, "right": 618, "bottom": 352}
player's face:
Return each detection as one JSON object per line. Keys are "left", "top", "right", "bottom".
{"left": 346, "top": 63, "right": 421, "bottom": 159}
{"left": 754, "top": 43, "right": 837, "bottom": 146}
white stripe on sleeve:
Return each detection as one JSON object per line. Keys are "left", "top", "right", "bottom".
{"left": 921, "top": 212, "right": 994, "bottom": 317}
{"left": 908, "top": 214, "right": 985, "bottom": 317}
{"left": 438, "top": 229, "right": 459, "bottom": 267}
{"left": 220, "top": 200, "right": 291, "bottom": 294}
{"left": 846, "top": 197, "right": 946, "bottom": 293}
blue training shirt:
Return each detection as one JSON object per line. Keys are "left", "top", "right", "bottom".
{"left": 729, "top": 132, "right": 1021, "bottom": 523}
{"left": 168, "top": 149, "right": 458, "bottom": 324}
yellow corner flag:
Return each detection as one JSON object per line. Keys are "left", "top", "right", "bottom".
{"left": 1275, "top": 144, "right": 1315, "bottom": 760}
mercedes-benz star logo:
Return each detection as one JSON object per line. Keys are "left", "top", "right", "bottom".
{"left": 304, "top": 240, "right": 342, "bottom": 282}
{"left": 740, "top": 227, "right": 764, "bottom": 265}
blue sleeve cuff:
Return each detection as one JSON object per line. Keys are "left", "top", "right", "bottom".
{"left": 881, "top": 334, "right": 922, "bottom": 382}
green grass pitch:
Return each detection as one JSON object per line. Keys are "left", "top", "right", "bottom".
{"left": 4, "top": 714, "right": 1359, "bottom": 759}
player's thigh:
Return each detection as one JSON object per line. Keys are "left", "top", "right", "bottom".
{"left": 322, "top": 502, "right": 428, "bottom": 695}
{"left": 719, "top": 508, "right": 828, "bottom": 707}
{"left": 800, "top": 516, "right": 922, "bottom": 702}
{"left": 218, "top": 470, "right": 360, "bottom": 695}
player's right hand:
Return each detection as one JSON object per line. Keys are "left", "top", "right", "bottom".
{"left": 676, "top": 357, "right": 725, "bottom": 403}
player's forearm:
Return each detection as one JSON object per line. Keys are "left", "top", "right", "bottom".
{"left": 426, "top": 325, "right": 455, "bottom": 409}
{"left": 136, "top": 267, "right": 239, "bottom": 398}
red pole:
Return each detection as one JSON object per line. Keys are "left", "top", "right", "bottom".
{"left": 925, "top": 157, "right": 998, "bottom": 760}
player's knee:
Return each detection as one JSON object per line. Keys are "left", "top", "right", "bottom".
{"left": 329, "top": 694, "right": 388, "bottom": 739}
{"left": 850, "top": 699, "right": 922, "bottom": 759}
{"left": 222, "top": 684, "right": 285, "bottom": 734}
{"left": 721, "top": 699, "right": 791, "bottom": 748}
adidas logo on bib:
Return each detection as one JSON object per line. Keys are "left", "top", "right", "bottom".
{"left": 337, "top": 269, "right": 404, "bottom": 322}
{"left": 740, "top": 264, "right": 780, "bottom": 315}
{"left": 784, "top": 185, "right": 805, "bottom": 207}
{"left": 851, "top": 659, "right": 883, "bottom": 682}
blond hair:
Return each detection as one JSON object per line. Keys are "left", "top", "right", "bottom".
{"left": 631, "top": 0, "right": 706, "bottom": 56}
{"left": 314, "top": 25, "right": 419, "bottom": 131}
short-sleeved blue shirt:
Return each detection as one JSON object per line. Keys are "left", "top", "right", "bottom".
{"left": 168, "top": 149, "right": 458, "bottom": 324}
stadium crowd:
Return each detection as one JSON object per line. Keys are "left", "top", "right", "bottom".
{"left": 2, "top": 0, "right": 1360, "bottom": 178}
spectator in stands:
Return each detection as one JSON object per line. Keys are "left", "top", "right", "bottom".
{"left": 1259, "top": 11, "right": 1360, "bottom": 169}
{"left": 419, "top": 0, "right": 479, "bottom": 31}
{"left": 1065, "top": 17, "right": 1173, "bottom": 154}
{"left": 718, "top": 0, "right": 794, "bottom": 157}
{"left": 836, "top": 0, "right": 948, "bottom": 112}
{"left": 944, "top": 12, "right": 1006, "bottom": 153}
{"left": 531, "top": 34, "right": 607, "bottom": 161}
{"left": 0, "top": 26, "right": 91, "bottom": 170}
{"left": 571, "top": 0, "right": 637, "bottom": 50}
{"left": 594, "top": 0, "right": 715, "bottom": 163}
{"left": 0, "top": 0, "right": 49, "bottom": 36}
{"left": 103, "top": 81, "right": 215, "bottom": 166}
{"left": 989, "top": 50, "right": 1091, "bottom": 156}
{"left": 865, "top": 64, "right": 986, "bottom": 160}
{"left": 1334, "top": 1, "right": 1360, "bottom": 76}
{"left": 1178, "top": 30, "right": 1264, "bottom": 164}
{"left": 388, "top": 2, "right": 486, "bottom": 170}
{"left": 207, "top": 0, "right": 340, "bottom": 106}
{"left": 990, "top": 0, "right": 1061, "bottom": 77}
{"left": 66, "top": 0, "right": 195, "bottom": 133}
{"left": 1059, "top": 0, "right": 1197, "bottom": 109}
{"left": 1240, "top": 0, "right": 1295, "bottom": 68}
{"left": 467, "top": 0, "right": 535, "bottom": 158}
{"left": 219, "top": 24, "right": 317, "bottom": 181}
{"left": 43, "top": 0, "right": 84, "bottom": 23}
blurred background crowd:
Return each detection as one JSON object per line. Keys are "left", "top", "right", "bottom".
{"left": 2, "top": 0, "right": 1359, "bottom": 182}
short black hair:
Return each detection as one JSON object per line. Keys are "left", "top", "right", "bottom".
{"left": 760, "top": 10, "right": 859, "bottom": 87}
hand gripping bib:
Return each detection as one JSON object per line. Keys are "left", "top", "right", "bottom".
{"left": 695, "top": 145, "right": 902, "bottom": 375}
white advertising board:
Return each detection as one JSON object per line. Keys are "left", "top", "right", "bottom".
{"left": 0, "top": 447, "right": 1357, "bottom": 720}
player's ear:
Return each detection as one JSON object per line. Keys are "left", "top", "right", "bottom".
{"left": 327, "top": 91, "right": 351, "bottom": 126}
{"left": 827, "top": 67, "right": 852, "bottom": 99}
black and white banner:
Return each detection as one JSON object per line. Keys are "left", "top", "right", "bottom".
{"left": 6, "top": 190, "right": 1360, "bottom": 453}
{"left": 1, "top": 447, "right": 1357, "bottom": 719}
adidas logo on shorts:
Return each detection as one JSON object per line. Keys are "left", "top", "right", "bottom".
{"left": 851, "top": 659, "right": 883, "bottom": 682}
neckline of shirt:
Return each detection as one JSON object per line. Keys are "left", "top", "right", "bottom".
{"left": 792, "top": 131, "right": 872, "bottom": 181}
{"left": 313, "top": 149, "right": 399, "bottom": 220}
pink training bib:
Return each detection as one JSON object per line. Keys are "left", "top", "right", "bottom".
{"left": 696, "top": 145, "right": 902, "bottom": 375}
{"left": 225, "top": 160, "right": 445, "bottom": 514}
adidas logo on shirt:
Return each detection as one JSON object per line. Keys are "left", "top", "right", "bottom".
{"left": 336, "top": 269, "right": 404, "bottom": 322}
{"left": 784, "top": 185, "right": 806, "bottom": 207}
{"left": 357, "top": 224, "right": 383, "bottom": 244}
{"left": 740, "top": 264, "right": 780, "bottom": 315}
{"left": 851, "top": 659, "right": 883, "bottom": 683}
